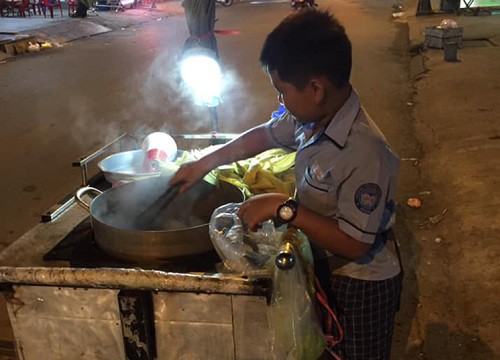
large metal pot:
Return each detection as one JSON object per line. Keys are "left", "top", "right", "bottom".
{"left": 75, "top": 178, "right": 244, "bottom": 262}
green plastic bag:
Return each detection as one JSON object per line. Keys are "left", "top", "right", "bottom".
{"left": 268, "top": 229, "right": 325, "bottom": 360}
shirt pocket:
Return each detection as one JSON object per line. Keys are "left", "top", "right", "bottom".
{"left": 298, "top": 165, "right": 336, "bottom": 215}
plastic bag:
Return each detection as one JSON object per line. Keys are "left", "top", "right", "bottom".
{"left": 268, "top": 228, "right": 326, "bottom": 360}
{"left": 437, "top": 19, "right": 458, "bottom": 29}
{"left": 209, "top": 204, "right": 325, "bottom": 358}
{"left": 209, "top": 203, "right": 280, "bottom": 274}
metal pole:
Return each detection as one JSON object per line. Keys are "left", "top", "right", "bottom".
{"left": 209, "top": 106, "right": 223, "bottom": 145}
{"left": 82, "top": 164, "right": 88, "bottom": 186}
{"left": 210, "top": 106, "right": 219, "bottom": 133}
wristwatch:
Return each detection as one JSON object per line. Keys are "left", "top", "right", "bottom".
{"left": 276, "top": 198, "right": 299, "bottom": 225}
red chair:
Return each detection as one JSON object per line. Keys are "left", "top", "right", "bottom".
{"left": 67, "top": 0, "right": 77, "bottom": 15}
{"left": 0, "top": 0, "right": 24, "bottom": 17}
{"left": 39, "top": 0, "right": 62, "bottom": 17}
{"left": 0, "top": 0, "right": 8, "bottom": 16}
{"left": 30, "top": 0, "right": 41, "bottom": 14}
{"left": 3, "top": 0, "right": 32, "bottom": 17}
{"left": 67, "top": 0, "right": 76, "bottom": 15}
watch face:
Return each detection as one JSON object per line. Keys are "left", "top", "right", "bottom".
{"left": 279, "top": 205, "right": 294, "bottom": 221}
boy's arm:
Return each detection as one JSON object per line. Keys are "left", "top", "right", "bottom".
{"left": 199, "top": 124, "right": 275, "bottom": 172}
{"left": 238, "top": 193, "right": 371, "bottom": 260}
{"left": 291, "top": 203, "right": 371, "bottom": 259}
{"left": 171, "top": 124, "right": 275, "bottom": 193}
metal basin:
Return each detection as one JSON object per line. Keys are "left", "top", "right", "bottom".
{"left": 98, "top": 150, "right": 181, "bottom": 184}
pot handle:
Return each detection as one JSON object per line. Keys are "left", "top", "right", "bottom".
{"left": 75, "top": 187, "right": 102, "bottom": 213}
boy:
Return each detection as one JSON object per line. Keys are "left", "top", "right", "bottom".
{"left": 171, "top": 9, "right": 402, "bottom": 359}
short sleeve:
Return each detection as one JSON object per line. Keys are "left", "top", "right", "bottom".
{"left": 337, "top": 149, "right": 394, "bottom": 244}
{"left": 265, "top": 112, "right": 298, "bottom": 151}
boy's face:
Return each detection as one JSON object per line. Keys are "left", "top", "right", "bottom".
{"left": 268, "top": 70, "right": 321, "bottom": 124}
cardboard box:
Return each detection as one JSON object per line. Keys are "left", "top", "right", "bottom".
{"left": 424, "top": 26, "right": 463, "bottom": 49}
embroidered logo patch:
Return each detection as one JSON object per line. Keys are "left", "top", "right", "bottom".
{"left": 355, "top": 183, "right": 382, "bottom": 214}
{"left": 310, "top": 161, "right": 325, "bottom": 181}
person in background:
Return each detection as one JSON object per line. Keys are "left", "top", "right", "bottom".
{"left": 71, "top": 0, "right": 91, "bottom": 18}
{"left": 181, "top": 0, "right": 218, "bottom": 56}
{"left": 171, "top": 9, "right": 403, "bottom": 359}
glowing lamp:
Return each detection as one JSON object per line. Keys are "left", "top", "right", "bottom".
{"left": 180, "top": 47, "right": 222, "bottom": 107}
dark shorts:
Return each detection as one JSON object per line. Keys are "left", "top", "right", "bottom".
{"left": 324, "top": 273, "right": 403, "bottom": 360}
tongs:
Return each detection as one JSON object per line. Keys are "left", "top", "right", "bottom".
{"left": 135, "top": 181, "right": 184, "bottom": 226}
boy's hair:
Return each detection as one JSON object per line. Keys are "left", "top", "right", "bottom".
{"left": 260, "top": 10, "right": 352, "bottom": 89}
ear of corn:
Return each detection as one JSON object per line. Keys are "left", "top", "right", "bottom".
{"left": 170, "top": 148, "right": 296, "bottom": 197}
{"left": 219, "top": 149, "right": 296, "bottom": 197}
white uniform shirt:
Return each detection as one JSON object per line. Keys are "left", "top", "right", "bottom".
{"left": 265, "top": 89, "right": 401, "bottom": 280}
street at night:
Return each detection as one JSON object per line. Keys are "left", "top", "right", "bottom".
{"left": 0, "top": 0, "right": 499, "bottom": 358}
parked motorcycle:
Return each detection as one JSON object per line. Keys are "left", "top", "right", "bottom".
{"left": 248, "top": 0, "right": 315, "bottom": 11}
{"left": 216, "top": 0, "right": 233, "bottom": 6}
{"left": 291, "top": 0, "right": 316, "bottom": 10}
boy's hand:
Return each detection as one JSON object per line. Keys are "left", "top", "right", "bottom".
{"left": 169, "top": 160, "right": 209, "bottom": 193}
{"left": 238, "top": 193, "right": 289, "bottom": 231}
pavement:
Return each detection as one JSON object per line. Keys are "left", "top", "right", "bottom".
{"left": 404, "top": 0, "right": 500, "bottom": 49}
{"left": 0, "top": 0, "right": 184, "bottom": 58}
{"left": 0, "top": 0, "right": 499, "bottom": 358}
{"left": 395, "top": 1, "right": 500, "bottom": 358}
